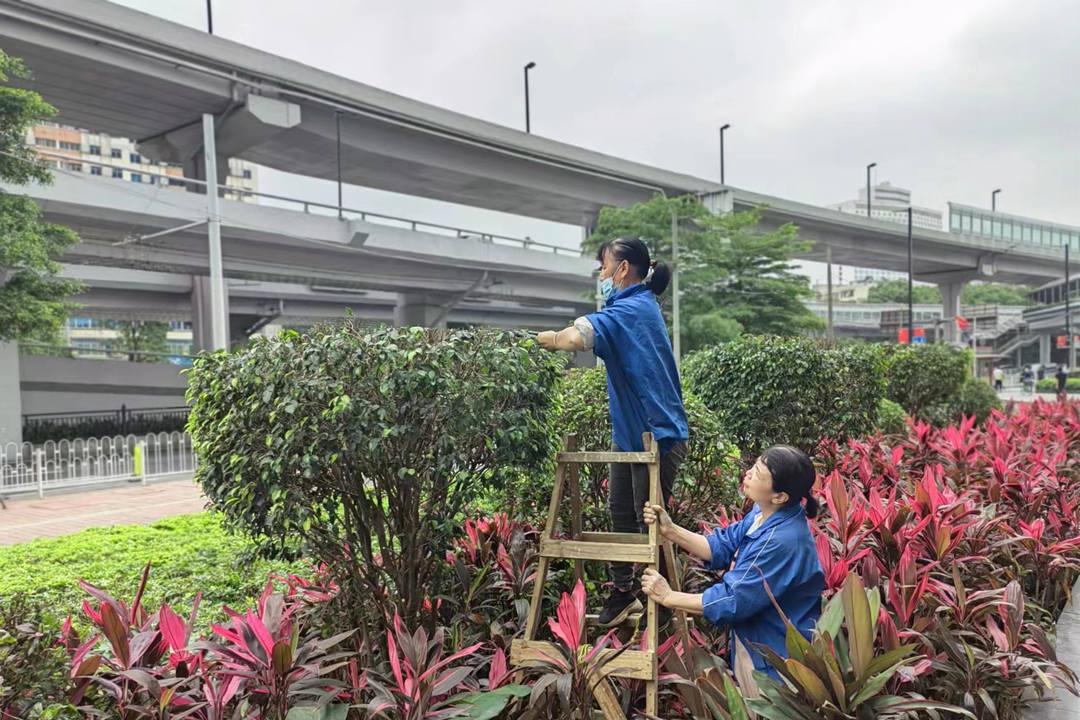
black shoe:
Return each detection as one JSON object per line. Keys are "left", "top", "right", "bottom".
{"left": 638, "top": 605, "right": 672, "bottom": 635}
{"left": 597, "top": 587, "right": 644, "bottom": 628}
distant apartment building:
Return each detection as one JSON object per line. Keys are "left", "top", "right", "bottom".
{"left": 27, "top": 122, "right": 257, "bottom": 200}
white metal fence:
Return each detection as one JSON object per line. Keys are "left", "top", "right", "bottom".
{"left": 0, "top": 431, "right": 196, "bottom": 498}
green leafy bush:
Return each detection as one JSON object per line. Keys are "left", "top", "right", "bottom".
{"left": 0, "top": 513, "right": 295, "bottom": 632}
{"left": 683, "top": 336, "right": 885, "bottom": 456}
{"left": 884, "top": 343, "right": 969, "bottom": 417}
{"left": 949, "top": 377, "right": 1002, "bottom": 423}
{"left": 875, "top": 397, "right": 909, "bottom": 435}
{"left": 186, "top": 325, "right": 565, "bottom": 631}
{"left": 502, "top": 366, "right": 741, "bottom": 530}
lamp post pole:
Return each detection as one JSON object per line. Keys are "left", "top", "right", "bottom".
{"left": 866, "top": 162, "right": 877, "bottom": 218}
{"left": 524, "top": 62, "right": 536, "bottom": 133}
{"left": 719, "top": 123, "right": 731, "bottom": 184}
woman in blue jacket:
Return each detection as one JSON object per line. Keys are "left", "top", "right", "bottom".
{"left": 641, "top": 445, "right": 825, "bottom": 694}
{"left": 537, "top": 236, "right": 689, "bottom": 629}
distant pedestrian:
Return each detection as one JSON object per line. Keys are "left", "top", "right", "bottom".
{"left": 1058, "top": 365, "right": 1069, "bottom": 400}
{"left": 993, "top": 367, "right": 1004, "bottom": 392}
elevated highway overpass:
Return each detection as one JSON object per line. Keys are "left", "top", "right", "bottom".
{"left": 2, "top": 0, "right": 1078, "bottom": 347}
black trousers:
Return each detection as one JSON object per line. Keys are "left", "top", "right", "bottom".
{"left": 608, "top": 441, "right": 687, "bottom": 591}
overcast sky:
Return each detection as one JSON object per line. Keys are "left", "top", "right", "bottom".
{"left": 115, "top": 0, "right": 1080, "bottom": 281}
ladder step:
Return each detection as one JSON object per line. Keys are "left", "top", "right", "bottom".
{"left": 580, "top": 531, "right": 648, "bottom": 545}
{"left": 511, "top": 639, "right": 656, "bottom": 680}
{"left": 557, "top": 451, "right": 657, "bottom": 464}
{"left": 540, "top": 538, "right": 658, "bottom": 564}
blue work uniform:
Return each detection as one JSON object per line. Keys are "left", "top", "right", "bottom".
{"left": 702, "top": 504, "right": 825, "bottom": 679}
{"left": 583, "top": 284, "right": 688, "bottom": 452}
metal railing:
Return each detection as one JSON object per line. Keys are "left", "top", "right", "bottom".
{"left": 32, "top": 148, "right": 582, "bottom": 257}
{"left": 0, "top": 431, "right": 197, "bottom": 498}
{"left": 22, "top": 405, "right": 190, "bottom": 444}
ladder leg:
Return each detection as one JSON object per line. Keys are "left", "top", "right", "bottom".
{"left": 643, "top": 432, "right": 660, "bottom": 717}
{"left": 524, "top": 454, "right": 568, "bottom": 641}
{"left": 567, "top": 436, "right": 584, "bottom": 586}
{"left": 593, "top": 678, "right": 627, "bottom": 720}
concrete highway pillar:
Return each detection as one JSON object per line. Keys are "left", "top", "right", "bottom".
{"left": 1040, "top": 334, "right": 1052, "bottom": 365}
{"left": 0, "top": 342, "right": 22, "bottom": 447}
{"left": 938, "top": 281, "right": 966, "bottom": 343}
{"left": 394, "top": 294, "right": 447, "bottom": 328}
{"left": 191, "top": 275, "right": 230, "bottom": 352}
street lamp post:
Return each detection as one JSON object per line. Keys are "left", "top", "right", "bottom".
{"left": 992, "top": 188, "right": 1002, "bottom": 212}
{"left": 523, "top": 62, "right": 536, "bottom": 133}
{"left": 719, "top": 124, "right": 731, "bottom": 184}
{"left": 206, "top": 0, "right": 213, "bottom": 34}
{"left": 866, "top": 163, "right": 877, "bottom": 218}
{"left": 1068, "top": 243, "right": 1074, "bottom": 370}
{"left": 907, "top": 207, "right": 914, "bottom": 344}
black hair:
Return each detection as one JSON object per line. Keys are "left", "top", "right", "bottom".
{"left": 760, "top": 445, "right": 820, "bottom": 518}
{"left": 595, "top": 236, "right": 672, "bottom": 296}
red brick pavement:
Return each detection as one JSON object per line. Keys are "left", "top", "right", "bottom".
{"left": 0, "top": 477, "right": 205, "bottom": 546}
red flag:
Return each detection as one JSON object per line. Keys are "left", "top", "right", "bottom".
{"left": 898, "top": 328, "right": 910, "bottom": 345}
{"left": 955, "top": 315, "right": 970, "bottom": 331}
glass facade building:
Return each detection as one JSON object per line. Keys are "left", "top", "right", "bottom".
{"left": 948, "top": 202, "right": 1080, "bottom": 251}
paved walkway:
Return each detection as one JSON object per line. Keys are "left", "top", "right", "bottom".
{"left": 0, "top": 477, "right": 205, "bottom": 545}
{"left": 1027, "top": 576, "right": 1080, "bottom": 719}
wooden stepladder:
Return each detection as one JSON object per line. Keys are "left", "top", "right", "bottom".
{"left": 510, "top": 433, "right": 696, "bottom": 720}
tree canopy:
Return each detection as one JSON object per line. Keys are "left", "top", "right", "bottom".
{"left": 583, "top": 195, "right": 821, "bottom": 351}
{"left": 0, "top": 50, "right": 81, "bottom": 343}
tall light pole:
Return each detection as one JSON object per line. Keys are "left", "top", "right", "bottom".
{"left": 719, "top": 124, "right": 731, "bottom": 185}
{"left": 1068, "top": 242, "right": 1074, "bottom": 369}
{"left": 866, "top": 162, "right": 877, "bottom": 218}
{"left": 206, "top": 0, "right": 213, "bottom": 34}
{"left": 907, "top": 207, "right": 914, "bottom": 344}
{"left": 992, "top": 188, "right": 1002, "bottom": 212}
{"left": 523, "top": 62, "right": 536, "bottom": 133}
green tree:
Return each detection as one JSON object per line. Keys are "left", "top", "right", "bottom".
{"left": 584, "top": 195, "right": 821, "bottom": 350}
{"left": 866, "top": 279, "right": 942, "bottom": 304}
{"left": 107, "top": 320, "right": 169, "bottom": 361}
{"left": 961, "top": 282, "right": 1033, "bottom": 306}
{"left": 0, "top": 50, "right": 80, "bottom": 343}
{"left": 864, "top": 279, "right": 1032, "bottom": 307}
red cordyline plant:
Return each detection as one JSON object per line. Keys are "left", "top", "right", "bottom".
{"left": 199, "top": 582, "right": 354, "bottom": 720}
{"left": 362, "top": 612, "right": 482, "bottom": 719}
{"left": 69, "top": 563, "right": 208, "bottom": 719}
{"left": 802, "top": 402, "right": 1080, "bottom": 718}
{"left": 516, "top": 580, "right": 632, "bottom": 720}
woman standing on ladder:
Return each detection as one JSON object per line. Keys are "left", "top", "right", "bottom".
{"left": 536, "top": 235, "right": 689, "bottom": 630}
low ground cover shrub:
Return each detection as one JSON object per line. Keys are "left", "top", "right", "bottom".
{"left": 1038, "top": 377, "right": 1080, "bottom": 393}
{"left": 0, "top": 513, "right": 296, "bottom": 633}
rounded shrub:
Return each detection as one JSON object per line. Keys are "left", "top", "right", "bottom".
{"left": 683, "top": 336, "right": 886, "bottom": 456}
{"left": 186, "top": 325, "right": 566, "bottom": 632}
{"left": 883, "top": 344, "right": 969, "bottom": 418}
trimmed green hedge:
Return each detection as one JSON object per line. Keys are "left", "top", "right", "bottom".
{"left": 684, "top": 336, "right": 885, "bottom": 455}
{"left": 883, "top": 344, "right": 969, "bottom": 417}
{"left": 0, "top": 513, "right": 297, "bottom": 632}
{"left": 1037, "top": 378, "right": 1080, "bottom": 393}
